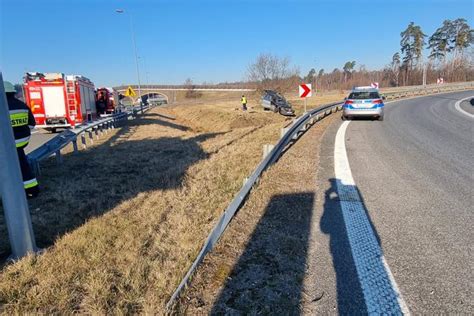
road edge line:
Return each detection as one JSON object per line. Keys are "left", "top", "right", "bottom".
{"left": 454, "top": 96, "right": 474, "bottom": 119}
{"left": 334, "top": 121, "right": 410, "bottom": 315}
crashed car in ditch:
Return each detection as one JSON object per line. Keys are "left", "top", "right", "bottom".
{"left": 261, "top": 90, "right": 295, "bottom": 116}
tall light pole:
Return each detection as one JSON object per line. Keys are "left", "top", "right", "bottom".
{"left": 116, "top": 9, "right": 143, "bottom": 113}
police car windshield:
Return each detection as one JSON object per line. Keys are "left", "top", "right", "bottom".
{"left": 348, "top": 92, "right": 380, "bottom": 99}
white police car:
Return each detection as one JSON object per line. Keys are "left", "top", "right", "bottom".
{"left": 342, "top": 86, "right": 385, "bottom": 121}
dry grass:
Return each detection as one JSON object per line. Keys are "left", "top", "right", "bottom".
{"left": 0, "top": 91, "right": 342, "bottom": 314}
{"left": 176, "top": 113, "right": 340, "bottom": 314}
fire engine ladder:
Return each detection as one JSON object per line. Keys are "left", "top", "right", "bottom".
{"left": 66, "top": 81, "right": 77, "bottom": 120}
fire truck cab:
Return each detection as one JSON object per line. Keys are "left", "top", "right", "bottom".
{"left": 23, "top": 72, "right": 97, "bottom": 132}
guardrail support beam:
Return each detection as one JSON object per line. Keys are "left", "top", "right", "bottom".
{"left": 72, "top": 138, "right": 78, "bottom": 153}
{"left": 55, "top": 150, "right": 63, "bottom": 164}
{"left": 81, "top": 133, "right": 87, "bottom": 149}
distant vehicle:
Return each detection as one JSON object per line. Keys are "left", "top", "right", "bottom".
{"left": 96, "top": 87, "right": 118, "bottom": 115}
{"left": 23, "top": 72, "right": 97, "bottom": 132}
{"left": 147, "top": 96, "right": 168, "bottom": 106}
{"left": 342, "top": 86, "right": 385, "bottom": 121}
{"left": 261, "top": 90, "right": 295, "bottom": 116}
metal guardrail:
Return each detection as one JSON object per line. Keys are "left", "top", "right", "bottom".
{"left": 382, "top": 81, "right": 474, "bottom": 100}
{"left": 165, "top": 81, "right": 474, "bottom": 310}
{"left": 27, "top": 104, "right": 154, "bottom": 174}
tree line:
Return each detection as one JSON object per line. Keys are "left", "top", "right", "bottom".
{"left": 247, "top": 18, "right": 473, "bottom": 92}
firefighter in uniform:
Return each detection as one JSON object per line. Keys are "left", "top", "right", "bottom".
{"left": 241, "top": 95, "right": 247, "bottom": 111}
{"left": 4, "top": 81, "right": 39, "bottom": 198}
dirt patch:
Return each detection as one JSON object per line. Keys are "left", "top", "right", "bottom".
{"left": 176, "top": 114, "right": 340, "bottom": 314}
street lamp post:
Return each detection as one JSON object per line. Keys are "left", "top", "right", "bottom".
{"left": 116, "top": 9, "right": 143, "bottom": 114}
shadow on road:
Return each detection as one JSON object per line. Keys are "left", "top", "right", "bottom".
{"left": 0, "top": 113, "right": 219, "bottom": 259}
{"left": 211, "top": 192, "right": 315, "bottom": 314}
{"left": 321, "top": 178, "right": 383, "bottom": 314}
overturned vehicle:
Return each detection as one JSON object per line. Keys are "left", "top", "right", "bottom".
{"left": 261, "top": 90, "right": 295, "bottom": 116}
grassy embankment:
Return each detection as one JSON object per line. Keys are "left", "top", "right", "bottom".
{"left": 0, "top": 90, "right": 344, "bottom": 313}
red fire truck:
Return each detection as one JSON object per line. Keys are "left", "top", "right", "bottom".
{"left": 23, "top": 72, "right": 97, "bottom": 131}
{"left": 96, "top": 87, "right": 118, "bottom": 115}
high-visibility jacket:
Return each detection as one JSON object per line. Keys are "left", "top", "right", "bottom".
{"left": 7, "top": 94, "right": 35, "bottom": 148}
{"left": 241, "top": 96, "right": 247, "bottom": 104}
{"left": 7, "top": 94, "right": 39, "bottom": 192}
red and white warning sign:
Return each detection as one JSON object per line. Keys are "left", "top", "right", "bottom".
{"left": 299, "top": 83, "right": 312, "bottom": 98}
{"left": 437, "top": 77, "right": 444, "bottom": 84}
{"left": 370, "top": 82, "right": 379, "bottom": 89}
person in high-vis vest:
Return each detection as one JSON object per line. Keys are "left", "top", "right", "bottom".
{"left": 4, "top": 81, "right": 39, "bottom": 198}
{"left": 241, "top": 95, "right": 247, "bottom": 111}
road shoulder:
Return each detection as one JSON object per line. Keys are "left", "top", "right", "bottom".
{"left": 177, "top": 114, "right": 340, "bottom": 314}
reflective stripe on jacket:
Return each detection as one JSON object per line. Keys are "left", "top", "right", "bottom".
{"left": 24, "top": 178, "right": 39, "bottom": 189}
{"left": 7, "top": 95, "right": 35, "bottom": 148}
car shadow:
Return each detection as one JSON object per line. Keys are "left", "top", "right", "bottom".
{"left": 211, "top": 192, "right": 315, "bottom": 314}
{"left": 0, "top": 113, "right": 221, "bottom": 260}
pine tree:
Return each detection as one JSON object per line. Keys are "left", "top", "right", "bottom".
{"left": 400, "top": 22, "right": 426, "bottom": 84}
{"left": 450, "top": 18, "right": 473, "bottom": 58}
{"left": 343, "top": 61, "right": 356, "bottom": 83}
{"left": 428, "top": 20, "right": 452, "bottom": 64}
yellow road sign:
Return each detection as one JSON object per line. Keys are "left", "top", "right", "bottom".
{"left": 125, "top": 86, "right": 136, "bottom": 97}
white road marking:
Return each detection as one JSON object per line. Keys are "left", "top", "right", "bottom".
{"left": 454, "top": 96, "right": 474, "bottom": 119}
{"left": 334, "top": 121, "right": 410, "bottom": 315}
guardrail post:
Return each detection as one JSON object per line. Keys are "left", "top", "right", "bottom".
{"left": 81, "top": 132, "right": 87, "bottom": 149}
{"left": 94, "top": 126, "right": 99, "bottom": 140}
{"left": 72, "top": 137, "right": 78, "bottom": 153}
{"left": 55, "top": 150, "right": 63, "bottom": 164}
{"left": 280, "top": 127, "right": 289, "bottom": 139}
{"left": 88, "top": 129, "right": 94, "bottom": 144}
{"left": 0, "top": 73, "right": 38, "bottom": 259}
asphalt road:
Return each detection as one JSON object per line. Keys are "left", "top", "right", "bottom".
{"left": 310, "top": 90, "right": 473, "bottom": 314}
{"left": 25, "top": 130, "right": 56, "bottom": 154}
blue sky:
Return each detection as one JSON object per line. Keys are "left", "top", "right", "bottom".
{"left": 1, "top": 0, "right": 472, "bottom": 86}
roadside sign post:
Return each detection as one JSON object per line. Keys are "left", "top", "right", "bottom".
{"left": 0, "top": 72, "right": 38, "bottom": 260}
{"left": 125, "top": 86, "right": 139, "bottom": 112}
{"left": 299, "top": 83, "right": 312, "bottom": 113}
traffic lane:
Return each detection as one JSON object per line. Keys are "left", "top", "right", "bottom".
{"left": 345, "top": 91, "right": 474, "bottom": 313}
{"left": 25, "top": 130, "right": 56, "bottom": 154}
{"left": 459, "top": 98, "right": 474, "bottom": 115}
